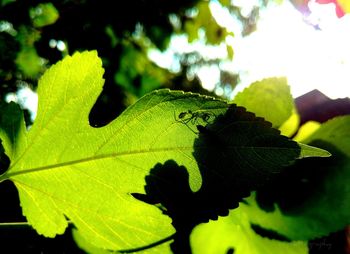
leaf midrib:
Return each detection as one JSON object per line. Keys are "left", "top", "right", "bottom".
{"left": 8, "top": 90, "right": 186, "bottom": 175}
{"left": 2, "top": 146, "right": 195, "bottom": 179}
{"left": 2, "top": 144, "right": 300, "bottom": 180}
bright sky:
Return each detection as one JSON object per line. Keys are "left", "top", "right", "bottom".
{"left": 7, "top": 0, "right": 350, "bottom": 120}
{"left": 150, "top": 0, "right": 350, "bottom": 99}
{"left": 226, "top": 0, "right": 350, "bottom": 99}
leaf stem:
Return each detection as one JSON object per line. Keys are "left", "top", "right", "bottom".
{"left": 0, "top": 222, "right": 31, "bottom": 228}
{"left": 0, "top": 220, "right": 73, "bottom": 228}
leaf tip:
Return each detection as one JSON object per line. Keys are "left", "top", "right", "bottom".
{"left": 298, "top": 143, "right": 332, "bottom": 158}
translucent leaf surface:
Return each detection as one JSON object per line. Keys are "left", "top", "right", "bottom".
{"left": 233, "top": 77, "right": 294, "bottom": 128}
{"left": 0, "top": 51, "right": 231, "bottom": 250}
{"left": 293, "top": 121, "right": 321, "bottom": 142}
{"left": 278, "top": 111, "right": 300, "bottom": 137}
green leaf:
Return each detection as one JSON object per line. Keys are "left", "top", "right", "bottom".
{"left": 191, "top": 105, "right": 325, "bottom": 218}
{"left": 184, "top": 1, "right": 231, "bottom": 45}
{"left": 30, "top": 3, "right": 59, "bottom": 28}
{"left": 190, "top": 206, "right": 308, "bottom": 254}
{"left": 304, "top": 116, "right": 350, "bottom": 156}
{"left": 0, "top": 102, "right": 27, "bottom": 161}
{"left": 245, "top": 116, "right": 350, "bottom": 240}
{"left": 297, "top": 143, "right": 331, "bottom": 158}
{"left": 115, "top": 43, "right": 167, "bottom": 97}
{"left": 294, "top": 121, "right": 321, "bottom": 142}
{"left": 0, "top": 51, "right": 232, "bottom": 250}
{"left": 233, "top": 77, "right": 294, "bottom": 128}
{"left": 15, "top": 47, "right": 42, "bottom": 78}
{"left": 278, "top": 111, "right": 300, "bottom": 137}
{"left": 130, "top": 106, "right": 326, "bottom": 252}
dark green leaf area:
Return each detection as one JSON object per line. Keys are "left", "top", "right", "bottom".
{"left": 193, "top": 105, "right": 300, "bottom": 218}
{"left": 0, "top": 143, "right": 10, "bottom": 175}
{"left": 132, "top": 160, "right": 195, "bottom": 254}
{"left": 253, "top": 140, "right": 350, "bottom": 240}
{"left": 256, "top": 140, "right": 347, "bottom": 215}
{"left": 250, "top": 224, "right": 291, "bottom": 242}
{"left": 0, "top": 101, "right": 27, "bottom": 168}
{"left": 0, "top": 102, "right": 23, "bottom": 148}
{"left": 133, "top": 105, "right": 301, "bottom": 253}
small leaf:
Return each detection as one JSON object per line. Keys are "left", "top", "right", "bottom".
{"left": 233, "top": 77, "right": 294, "bottom": 128}
{"left": 15, "top": 47, "right": 42, "bottom": 78}
{"left": 293, "top": 121, "right": 321, "bottom": 142}
{"left": 30, "top": 3, "right": 59, "bottom": 27}
{"left": 0, "top": 102, "right": 27, "bottom": 161}
{"left": 298, "top": 143, "right": 331, "bottom": 158}
{"left": 278, "top": 111, "right": 300, "bottom": 137}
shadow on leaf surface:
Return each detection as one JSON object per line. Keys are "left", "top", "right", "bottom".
{"left": 132, "top": 104, "right": 301, "bottom": 253}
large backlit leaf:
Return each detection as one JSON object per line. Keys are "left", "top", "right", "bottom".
{"left": 0, "top": 51, "right": 231, "bottom": 250}
{"left": 190, "top": 205, "right": 308, "bottom": 254}
{"left": 0, "top": 51, "right": 329, "bottom": 252}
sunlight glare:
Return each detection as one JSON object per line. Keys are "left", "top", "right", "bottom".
{"left": 228, "top": 0, "right": 350, "bottom": 99}
{"left": 5, "top": 86, "right": 38, "bottom": 121}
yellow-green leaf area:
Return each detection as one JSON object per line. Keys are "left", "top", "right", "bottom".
{"left": 0, "top": 51, "right": 231, "bottom": 251}
{"left": 293, "top": 121, "right": 321, "bottom": 142}
{"left": 233, "top": 77, "right": 294, "bottom": 128}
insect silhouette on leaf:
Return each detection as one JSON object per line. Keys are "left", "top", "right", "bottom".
{"left": 174, "top": 109, "right": 216, "bottom": 133}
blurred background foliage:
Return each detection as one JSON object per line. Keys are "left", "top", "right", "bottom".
{"left": 1, "top": 0, "right": 350, "bottom": 253}
{"left": 0, "top": 0, "right": 275, "bottom": 126}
